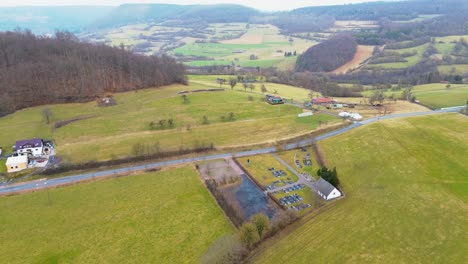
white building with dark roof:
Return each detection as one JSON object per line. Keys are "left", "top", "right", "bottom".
{"left": 314, "top": 178, "right": 341, "bottom": 200}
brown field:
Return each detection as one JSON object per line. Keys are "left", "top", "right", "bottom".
{"left": 323, "top": 99, "right": 429, "bottom": 118}
{"left": 331, "top": 45, "right": 375, "bottom": 74}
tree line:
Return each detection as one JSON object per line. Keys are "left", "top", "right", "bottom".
{"left": 0, "top": 30, "right": 186, "bottom": 116}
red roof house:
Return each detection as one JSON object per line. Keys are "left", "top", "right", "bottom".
{"left": 312, "top": 97, "right": 334, "bottom": 104}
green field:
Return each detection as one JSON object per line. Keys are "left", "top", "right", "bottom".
{"left": 237, "top": 154, "right": 299, "bottom": 187}
{"left": 253, "top": 113, "right": 468, "bottom": 263}
{"left": 188, "top": 75, "right": 313, "bottom": 102}
{"left": 366, "top": 44, "right": 428, "bottom": 69}
{"left": 0, "top": 82, "right": 337, "bottom": 163}
{"left": 362, "top": 83, "right": 468, "bottom": 108}
{"left": 412, "top": 83, "right": 468, "bottom": 108}
{"left": 173, "top": 24, "right": 316, "bottom": 69}
{"left": 0, "top": 166, "right": 233, "bottom": 263}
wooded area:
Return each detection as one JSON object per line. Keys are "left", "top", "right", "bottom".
{"left": 0, "top": 30, "right": 186, "bottom": 116}
{"left": 296, "top": 35, "right": 357, "bottom": 72}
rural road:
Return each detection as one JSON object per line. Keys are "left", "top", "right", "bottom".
{"left": 0, "top": 107, "right": 464, "bottom": 196}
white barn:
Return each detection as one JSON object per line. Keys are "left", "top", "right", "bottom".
{"left": 314, "top": 178, "right": 341, "bottom": 200}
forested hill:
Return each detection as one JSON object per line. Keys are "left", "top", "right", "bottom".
{"left": 0, "top": 31, "right": 186, "bottom": 116}
{"left": 92, "top": 4, "right": 259, "bottom": 29}
{"left": 296, "top": 35, "right": 358, "bottom": 73}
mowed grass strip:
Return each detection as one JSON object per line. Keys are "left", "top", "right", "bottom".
{"left": 0, "top": 166, "right": 233, "bottom": 264}
{"left": 253, "top": 113, "right": 468, "bottom": 263}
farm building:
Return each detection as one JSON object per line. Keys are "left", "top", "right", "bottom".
{"left": 14, "top": 139, "right": 45, "bottom": 157}
{"left": 314, "top": 178, "right": 341, "bottom": 200}
{"left": 6, "top": 155, "right": 28, "bottom": 173}
{"left": 266, "top": 94, "right": 284, "bottom": 105}
{"left": 312, "top": 97, "right": 334, "bottom": 105}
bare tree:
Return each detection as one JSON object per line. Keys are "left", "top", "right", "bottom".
{"left": 42, "top": 108, "right": 52, "bottom": 124}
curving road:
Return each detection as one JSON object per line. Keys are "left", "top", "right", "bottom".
{"left": 0, "top": 107, "right": 464, "bottom": 196}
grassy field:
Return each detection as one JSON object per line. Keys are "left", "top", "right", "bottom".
{"left": 237, "top": 155, "right": 299, "bottom": 187}
{"left": 362, "top": 83, "right": 468, "bottom": 108}
{"left": 412, "top": 83, "right": 468, "bottom": 108}
{"left": 253, "top": 113, "right": 468, "bottom": 263}
{"left": 174, "top": 24, "right": 317, "bottom": 70}
{"left": 188, "top": 74, "right": 312, "bottom": 102}
{"left": 366, "top": 44, "right": 428, "bottom": 69}
{"left": 0, "top": 166, "right": 233, "bottom": 263}
{"left": 0, "top": 82, "right": 338, "bottom": 163}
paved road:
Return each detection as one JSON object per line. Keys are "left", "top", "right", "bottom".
{"left": 0, "top": 107, "right": 464, "bottom": 195}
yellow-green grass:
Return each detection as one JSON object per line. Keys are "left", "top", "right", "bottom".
{"left": 0, "top": 166, "right": 233, "bottom": 264}
{"left": 277, "top": 147, "right": 321, "bottom": 179}
{"left": 175, "top": 24, "right": 316, "bottom": 69}
{"left": 253, "top": 113, "right": 468, "bottom": 263}
{"left": 435, "top": 35, "right": 468, "bottom": 42}
{"left": 237, "top": 155, "right": 299, "bottom": 187}
{"left": 366, "top": 44, "right": 428, "bottom": 69}
{"left": 412, "top": 83, "right": 468, "bottom": 108}
{"left": 362, "top": 83, "right": 468, "bottom": 108}
{"left": 0, "top": 83, "right": 338, "bottom": 163}
{"left": 188, "top": 75, "right": 313, "bottom": 102}
{"left": 438, "top": 64, "right": 468, "bottom": 75}
{"left": 0, "top": 159, "right": 6, "bottom": 173}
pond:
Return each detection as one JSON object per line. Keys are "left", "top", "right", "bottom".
{"left": 225, "top": 174, "right": 279, "bottom": 220}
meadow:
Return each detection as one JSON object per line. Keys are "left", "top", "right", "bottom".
{"left": 253, "top": 113, "right": 468, "bottom": 263}
{"left": 188, "top": 74, "right": 312, "bottom": 102}
{"left": 174, "top": 24, "right": 316, "bottom": 70}
{"left": 0, "top": 166, "right": 233, "bottom": 263}
{"left": 0, "top": 82, "right": 338, "bottom": 163}
{"left": 362, "top": 83, "right": 468, "bottom": 108}
{"left": 412, "top": 83, "right": 468, "bottom": 108}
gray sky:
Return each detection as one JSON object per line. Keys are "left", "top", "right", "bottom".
{"left": 0, "top": 0, "right": 375, "bottom": 11}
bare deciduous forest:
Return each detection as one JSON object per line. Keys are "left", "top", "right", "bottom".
{"left": 0, "top": 30, "right": 186, "bottom": 116}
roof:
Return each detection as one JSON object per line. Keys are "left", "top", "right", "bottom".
{"left": 314, "top": 178, "right": 337, "bottom": 197}
{"left": 15, "top": 139, "right": 43, "bottom": 150}
{"left": 312, "top": 97, "right": 333, "bottom": 104}
{"left": 6, "top": 155, "right": 28, "bottom": 165}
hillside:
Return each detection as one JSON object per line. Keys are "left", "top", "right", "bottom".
{"left": 253, "top": 113, "right": 468, "bottom": 263}
{"left": 92, "top": 4, "right": 259, "bottom": 29}
{"left": 0, "top": 31, "right": 186, "bottom": 116}
{"left": 296, "top": 35, "right": 357, "bottom": 72}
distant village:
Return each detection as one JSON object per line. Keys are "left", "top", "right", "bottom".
{"left": 2, "top": 138, "right": 55, "bottom": 173}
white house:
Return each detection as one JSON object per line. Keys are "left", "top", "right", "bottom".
{"left": 314, "top": 178, "right": 341, "bottom": 200}
{"left": 15, "top": 139, "right": 44, "bottom": 157}
{"left": 6, "top": 155, "right": 29, "bottom": 173}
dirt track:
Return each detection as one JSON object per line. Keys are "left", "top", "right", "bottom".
{"left": 331, "top": 45, "right": 374, "bottom": 74}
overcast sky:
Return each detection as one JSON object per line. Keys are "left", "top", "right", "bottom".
{"left": 0, "top": 0, "right": 376, "bottom": 11}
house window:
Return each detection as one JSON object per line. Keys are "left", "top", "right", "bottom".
{"left": 10, "top": 167, "right": 14, "bottom": 169}
{"left": 35, "top": 149, "right": 38, "bottom": 151}
{"left": 15, "top": 166, "right": 18, "bottom": 169}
